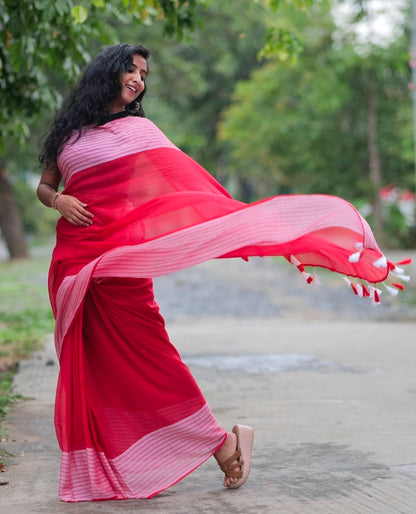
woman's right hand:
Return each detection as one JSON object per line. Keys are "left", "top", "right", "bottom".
{"left": 55, "top": 194, "right": 94, "bottom": 227}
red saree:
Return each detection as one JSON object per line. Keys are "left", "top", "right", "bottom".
{"left": 50, "top": 115, "right": 394, "bottom": 501}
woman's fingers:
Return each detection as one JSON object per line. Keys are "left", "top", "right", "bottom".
{"left": 57, "top": 195, "right": 94, "bottom": 226}
{"left": 67, "top": 212, "right": 93, "bottom": 226}
{"left": 69, "top": 205, "right": 94, "bottom": 226}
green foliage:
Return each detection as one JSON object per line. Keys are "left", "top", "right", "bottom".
{"left": 69, "top": 0, "right": 203, "bottom": 37}
{"left": 0, "top": 0, "right": 205, "bottom": 150}
{"left": 140, "top": 0, "right": 267, "bottom": 171}
{"left": 12, "top": 179, "right": 58, "bottom": 236}
{"left": 383, "top": 204, "right": 416, "bottom": 249}
{"left": 0, "top": 253, "right": 52, "bottom": 313}
{"left": 0, "top": 370, "right": 22, "bottom": 441}
{"left": 0, "top": 363, "right": 24, "bottom": 465}
{"left": 258, "top": 0, "right": 327, "bottom": 60}
{"left": 0, "top": 309, "right": 53, "bottom": 358}
{"left": 1, "top": 0, "right": 414, "bottom": 247}
{"left": 0, "top": 252, "right": 54, "bottom": 451}
{"left": 0, "top": 0, "right": 328, "bottom": 156}
{"left": 258, "top": 26, "right": 304, "bottom": 60}
{"left": 219, "top": 1, "right": 413, "bottom": 211}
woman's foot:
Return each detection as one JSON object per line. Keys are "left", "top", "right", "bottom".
{"left": 214, "top": 431, "right": 239, "bottom": 487}
{"left": 214, "top": 425, "right": 254, "bottom": 489}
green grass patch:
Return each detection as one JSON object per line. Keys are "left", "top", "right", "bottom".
{"left": 0, "top": 308, "right": 54, "bottom": 360}
{"left": 0, "top": 250, "right": 54, "bottom": 466}
{"left": 0, "top": 371, "right": 22, "bottom": 468}
{"left": 0, "top": 254, "right": 52, "bottom": 313}
{"left": 0, "top": 370, "right": 22, "bottom": 425}
{"left": 0, "top": 252, "right": 53, "bottom": 363}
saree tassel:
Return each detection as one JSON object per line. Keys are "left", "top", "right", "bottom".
{"left": 289, "top": 255, "right": 314, "bottom": 284}
{"left": 348, "top": 250, "right": 362, "bottom": 263}
{"left": 385, "top": 259, "right": 411, "bottom": 289}
{"left": 300, "top": 269, "right": 314, "bottom": 284}
{"left": 350, "top": 282, "right": 359, "bottom": 296}
{"left": 385, "top": 285, "right": 399, "bottom": 296}
{"left": 373, "top": 256, "right": 387, "bottom": 268}
{"left": 289, "top": 255, "right": 302, "bottom": 267}
{"left": 355, "top": 283, "right": 363, "bottom": 297}
{"left": 348, "top": 242, "right": 363, "bottom": 263}
{"left": 391, "top": 272, "right": 410, "bottom": 282}
{"left": 369, "top": 286, "right": 381, "bottom": 305}
{"left": 362, "top": 284, "right": 371, "bottom": 297}
{"left": 395, "top": 258, "right": 412, "bottom": 266}
{"left": 343, "top": 277, "right": 379, "bottom": 303}
{"left": 343, "top": 276, "right": 357, "bottom": 295}
{"left": 387, "top": 260, "right": 397, "bottom": 271}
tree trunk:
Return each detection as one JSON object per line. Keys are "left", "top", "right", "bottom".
{"left": 0, "top": 160, "right": 29, "bottom": 259}
{"left": 367, "top": 82, "right": 383, "bottom": 242}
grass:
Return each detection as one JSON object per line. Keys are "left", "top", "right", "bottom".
{"left": 0, "top": 371, "right": 22, "bottom": 468}
{"left": 0, "top": 245, "right": 54, "bottom": 466}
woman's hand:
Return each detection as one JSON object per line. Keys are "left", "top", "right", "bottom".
{"left": 55, "top": 194, "right": 94, "bottom": 227}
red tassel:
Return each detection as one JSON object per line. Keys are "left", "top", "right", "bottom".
{"left": 391, "top": 282, "right": 405, "bottom": 290}
{"left": 298, "top": 264, "right": 305, "bottom": 273}
{"left": 350, "top": 283, "right": 358, "bottom": 295}
{"left": 362, "top": 284, "right": 371, "bottom": 297}
{"left": 241, "top": 256, "right": 249, "bottom": 262}
{"left": 374, "top": 289, "right": 380, "bottom": 303}
{"left": 395, "top": 258, "right": 412, "bottom": 266}
{"left": 306, "top": 276, "right": 313, "bottom": 284}
{"left": 387, "top": 261, "right": 396, "bottom": 271}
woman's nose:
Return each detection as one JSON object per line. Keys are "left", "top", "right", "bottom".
{"left": 133, "top": 74, "right": 143, "bottom": 84}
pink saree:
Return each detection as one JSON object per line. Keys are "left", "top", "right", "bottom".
{"left": 50, "top": 115, "right": 395, "bottom": 501}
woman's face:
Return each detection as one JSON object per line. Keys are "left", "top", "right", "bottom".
{"left": 108, "top": 54, "right": 148, "bottom": 114}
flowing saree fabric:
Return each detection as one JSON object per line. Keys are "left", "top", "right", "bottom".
{"left": 51, "top": 116, "right": 390, "bottom": 501}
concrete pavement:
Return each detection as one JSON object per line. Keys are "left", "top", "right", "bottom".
{"left": 1, "top": 258, "right": 416, "bottom": 513}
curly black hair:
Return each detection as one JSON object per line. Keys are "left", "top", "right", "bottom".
{"left": 39, "top": 44, "right": 150, "bottom": 170}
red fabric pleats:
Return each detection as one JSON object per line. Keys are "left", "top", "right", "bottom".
{"left": 55, "top": 277, "right": 226, "bottom": 501}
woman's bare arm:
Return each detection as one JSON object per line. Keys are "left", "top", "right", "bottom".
{"left": 37, "top": 167, "right": 93, "bottom": 227}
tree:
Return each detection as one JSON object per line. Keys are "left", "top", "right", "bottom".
{"left": 0, "top": 0, "right": 360, "bottom": 257}
{"left": 0, "top": 0, "right": 203, "bottom": 258}
{"left": 137, "top": 0, "right": 268, "bottom": 172}
{"left": 0, "top": 159, "right": 29, "bottom": 258}
{"left": 0, "top": 0, "right": 204, "bottom": 144}
{"left": 219, "top": 0, "right": 412, "bottom": 245}
{"left": 219, "top": 3, "right": 354, "bottom": 198}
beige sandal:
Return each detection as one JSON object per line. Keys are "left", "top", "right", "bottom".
{"left": 219, "top": 424, "right": 254, "bottom": 489}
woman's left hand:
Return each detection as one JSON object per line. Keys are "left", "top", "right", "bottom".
{"left": 56, "top": 194, "right": 94, "bottom": 227}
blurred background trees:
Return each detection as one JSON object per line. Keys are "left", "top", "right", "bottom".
{"left": 219, "top": 1, "right": 413, "bottom": 244}
{"left": 0, "top": 0, "right": 414, "bottom": 258}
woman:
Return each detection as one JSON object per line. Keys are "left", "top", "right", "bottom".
{"left": 38, "top": 44, "right": 395, "bottom": 502}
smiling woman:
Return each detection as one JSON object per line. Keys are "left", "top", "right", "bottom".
{"left": 36, "top": 43, "right": 395, "bottom": 503}
{"left": 108, "top": 54, "right": 148, "bottom": 115}
{"left": 37, "top": 43, "right": 256, "bottom": 502}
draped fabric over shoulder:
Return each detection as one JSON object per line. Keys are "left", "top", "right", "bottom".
{"left": 51, "top": 115, "right": 390, "bottom": 501}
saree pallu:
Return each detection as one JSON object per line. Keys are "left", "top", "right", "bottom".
{"left": 51, "top": 116, "right": 390, "bottom": 501}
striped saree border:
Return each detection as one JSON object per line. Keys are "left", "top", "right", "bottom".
{"left": 59, "top": 403, "right": 226, "bottom": 501}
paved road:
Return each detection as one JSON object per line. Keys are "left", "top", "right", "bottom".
{"left": 1, "top": 256, "right": 416, "bottom": 513}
